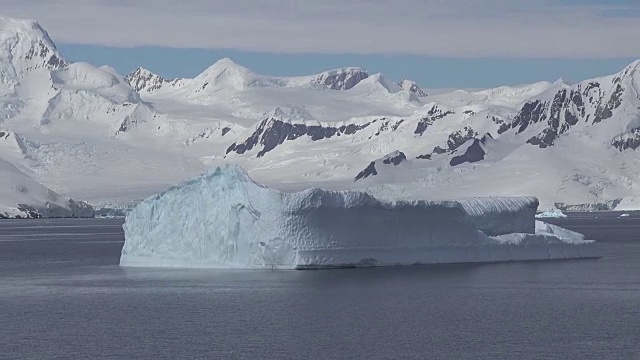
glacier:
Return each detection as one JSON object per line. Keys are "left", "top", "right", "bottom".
{"left": 120, "top": 164, "right": 597, "bottom": 269}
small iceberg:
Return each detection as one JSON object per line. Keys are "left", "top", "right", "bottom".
{"left": 535, "top": 208, "right": 568, "bottom": 219}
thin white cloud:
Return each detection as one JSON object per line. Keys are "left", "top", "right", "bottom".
{"left": 4, "top": 0, "right": 640, "bottom": 58}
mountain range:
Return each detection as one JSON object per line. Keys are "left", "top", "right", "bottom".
{"left": 2, "top": 15, "right": 640, "bottom": 216}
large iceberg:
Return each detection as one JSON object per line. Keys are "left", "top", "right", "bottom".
{"left": 120, "top": 165, "right": 597, "bottom": 269}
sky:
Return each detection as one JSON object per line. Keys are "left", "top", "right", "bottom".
{"left": 5, "top": 0, "right": 640, "bottom": 88}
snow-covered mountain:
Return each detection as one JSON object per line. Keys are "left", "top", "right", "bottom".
{"left": 126, "top": 60, "right": 370, "bottom": 94}
{"left": 0, "top": 17, "right": 155, "bottom": 136}
{"left": 2, "top": 16, "right": 640, "bottom": 211}
{"left": 398, "top": 79, "right": 427, "bottom": 97}
{"left": 0, "top": 151, "right": 93, "bottom": 218}
{"left": 0, "top": 16, "right": 66, "bottom": 86}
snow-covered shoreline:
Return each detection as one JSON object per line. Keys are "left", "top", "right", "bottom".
{"left": 0, "top": 157, "right": 94, "bottom": 219}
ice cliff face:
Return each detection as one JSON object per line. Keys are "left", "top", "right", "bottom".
{"left": 120, "top": 164, "right": 596, "bottom": 269}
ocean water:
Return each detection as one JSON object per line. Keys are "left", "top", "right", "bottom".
{"left": 0, "top": 216, "right": 639, "bottom": 359}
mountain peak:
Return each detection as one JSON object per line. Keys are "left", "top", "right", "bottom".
{"left": 0, "top": 16, "right": 66, "bottom": 85}
{"left": 130, "top": 67, "right": 156, "bottom": 77}
{"left": 399, "top": 79, "right": 427, "bottom": 97}
{"left": 310, "top": 67, "right": 369, "bottom": 90}
{"left": 202, "top": 58, "right": 252, "bottom": 75}
{"left": 617, "top": 59, "right": 640, "bottom": 80}
{"left": 211, "top": 57, "right": 241, "bottom": 67}
{"left": 625, "top": 59, "right": 640, "bottom": 71}
{"left": 553, "top": 77, "right": 567, "bottom": 86}
{"left": 125, "top": 67, "right": 170, "bottom": 93}
{"left": 269, "top": 107, "right": 287, "bottom": 119}
{"left": 0, "top": 16, "right": 42, "bottom": 32}
{"left": 196, "top": 58, "right": 255, "bottom": 91}
{"left": 358, "top": 73, "right": 400, "bottom": 91}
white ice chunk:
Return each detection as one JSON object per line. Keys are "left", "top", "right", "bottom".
{"left": 535, "top": 208, "right": 567, "bottom": 219}
{"left": 120, "top": 164, "right": 597, "bottom": 269}
{"left": 534, "top": 220, "right": 585, "bottom": 242}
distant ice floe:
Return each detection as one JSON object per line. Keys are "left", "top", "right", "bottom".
{"left": 120, "top": 164, "right": 596, "bottom": 269}
{"left": 535, "top": 208, "right": 568, "bottom": 219}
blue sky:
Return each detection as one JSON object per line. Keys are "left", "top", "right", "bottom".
{"left": 7, "top": 0, "right": 640, "bottom": 88}
{"left": 58, "top": 45, "right": 638, "bottom": 89}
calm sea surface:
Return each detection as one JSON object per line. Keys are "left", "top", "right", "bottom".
{"left": 0, "top": 215, "right": 639, "bottom": 359}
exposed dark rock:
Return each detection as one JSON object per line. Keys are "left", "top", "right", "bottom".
{"left": 432, "top": 146, "right": 447, "bottom": 154}
{"left": 512, "top": 100, "right": 547, "bottom": 134}
{"left": 526, "top": 136, "right": 548, "bottom": 148}
{"left": 416, "top": 154, "right": 431, "bottom": 160}
{"left": 382, "top": 151, "right": 406, "bottom": 165}
{"left": 524, "top": 88, "right": 587, "bottom": 148}
{"left": 447, "top": 127, "right": 478, "bottom": 150}
{"left": 449, "top": 133, "right": 492, "bottom": 166}
{"left": 374, "top": 119, "right": 404, "bottom": 136}
{"left": 126, "top": 67, "right": 179, "bottom": 93}
{"left": 354, "top": 162, "right": 377, "bottom": 181}
{"left": 117, "top": 117, "right": 134, "bottom": 133}
{"left": 612, "top": 128, "right": 640, "bottom": 151}
{"left": 227, "top": 116, "right": 402, "bottom": 158}
{"left": 414, "top": 105, "right": 454, "bottom": 135}
{"left": 354, "top": 150, "right": 405, "bottom": 181}
{"left": 23, "top": 39, "right": 67, "bottom": 71}
{"left": 221, "top": 127, "right": 231, "bottom": 136}
{"left": 497, "top": 123, "right": 510, "bottom": 134}
{"left": 47, "top": 54, "right": 65, "bottom": 68}
{"left": 502, "top": 78, "right": 626, "bottom": 148}
{"left": 593, "top": 84, "right": 624, "bottom": 124}
{"left": 414, "top": 117, "right": 434, "bottom": 135}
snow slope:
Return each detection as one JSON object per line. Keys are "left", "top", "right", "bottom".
{"left": 1, "top": 16, "right": 640, "bottom": 211}
{"left": 120, "top": 165, "right": 596, "bottom": 269}
{"left": 0, "top": 155, "right": 93, "bottom": 218}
